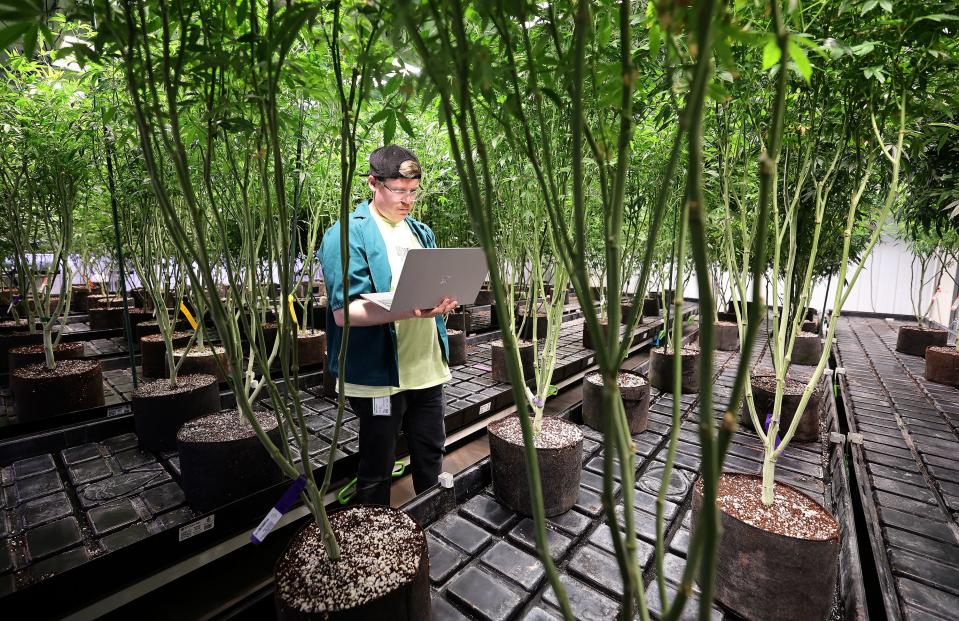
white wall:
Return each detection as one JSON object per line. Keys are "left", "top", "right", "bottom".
{"left": 683, "top": 233, "right": 958, "bottom": 327}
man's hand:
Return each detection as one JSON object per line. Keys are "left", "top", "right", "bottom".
{"left": 411, "top": 297, "right": 458, "bottom": 319}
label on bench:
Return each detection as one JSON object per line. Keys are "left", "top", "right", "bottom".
{"left": 106, "top": 404, "right": 132, "bottom": 417}
{"left": 179, "top": 515, "right": 215, "bottom": 541}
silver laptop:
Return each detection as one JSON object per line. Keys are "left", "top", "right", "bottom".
{"left": 360, "top": 248, "right": 488, "bottom": 312}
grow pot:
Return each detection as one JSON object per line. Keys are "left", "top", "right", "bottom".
{"left": 85, "top": 294, "right": 131, "bottom": 312}
{"left": 140, "top": 331, "right": 193, "bottom": 379}
{"left": 274, "top": 505, "right": 430, "bottom": 620}
{"left": 692, "top": 473, "right": 839, "bottom": 621}
{"left": 89, "top": 307, "right": 151, "bottom": 331}
{"left": 266, "top": 301, "right": 325, "bottom": 332}
{"left": 654, "top": 289, "right": 676, "bottom": 306}
{"left": 582, "top": 319, "right": 610, "bottom": 350}
{"left": 487, "top": 415, "right": 583, "bottom": 516}
{"left": 0, "top": 331, "right": 43, "bottom": 373}
{"left": 473, "top": 287, "right": 494, "bottom": 306}
{"left": 791, "top": 331, "right": 823, "bottom": 366}
{"left": 713, "top": 321, "right": 739, "bottom": 352}
{"left": 135, "top": 318, "right": 191, "bottom": 341}
{"left": 648, "top": 346, "right": 699, "bottom": 394}
{"left": 176, "top": 408, "right": 283, "bottom": 513}
{"left": 741, "top": 374, "right": 823, "bottom": 443}
{"left": 581, "top": 370, "right": 650, "bottom": 434}
{"left": 133, "top": 373, "right": 220, "bottom": 452}
{"left": 516, "top": 309, "right": 548, "bottom": 341}
{"left": 8, "top": 341, "right": 84, "bottom": 375}
{"left": 490, "top": 339, "right": 534, "bottom": 384}
{"left": 0, "top": 319, "right": 31, "bottom": 335}
{"left": 802, "top": 319, "right": 821, "bottom": 334}
{"left": 17, "top": 296, "right": 59, "bottom": 317}
{"left": 173, "top": 345, "right": 230, "bottom": 382}
{"left": 716, "top": 311, "right": 738, "bottom": 323}
{"left": 261, "top": 324, "right": 326, "bottom": 368}
{"left": 446, "top": 329, "right": 467, "bottom": 366}
{"left": 70, "top": 286, "right": 92, "bottom": 312}
{"left": 445, "top": 309, "right": 471, "bottom": 333}
{"left": 896, "top": 325, "right": 947, "bottom": 358}
{"left": 925, "top": 347, "right": 959, "bottom": 386}
{"left": 642, "top": 295, "right": 661, "bottom": 318}
{"left": 11, "top": 359, "right": 105, "bottom": 422}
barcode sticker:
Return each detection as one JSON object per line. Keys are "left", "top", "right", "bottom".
{"left": 587, "top": 357, "right": 594, "bottom": 365}
{"left": 251, "top": 508, "right": 283, "bottom": 544}
{"left": 479, "top": 402, "right": 491, "bottom": 414}
{"left": 179, "top": 515, "right": 215, "bottom": 541}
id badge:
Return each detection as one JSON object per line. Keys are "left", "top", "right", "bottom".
{"left": 372, "top": 396, "right": 391, "bottom": 417}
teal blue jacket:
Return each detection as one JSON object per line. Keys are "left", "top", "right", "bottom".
{"left": 319, "top": 200, "right": 449, "bottom": 386}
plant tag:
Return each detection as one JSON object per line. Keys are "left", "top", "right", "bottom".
{"left": 287, "top": 294, "right": 299, "bottom": 329}
{"left": 479, "top": 402, "right": 491, "bottom": 414}
{"left": 372, "top": 396, "right": 391, "bottom": 417}
{"left": 251, "top": 475, "right": 307, "bottom": 544}
{"left": 179, "top": 515, "right": 214, "bottom": 542}
{"left": 179, "top": 302, "right": 198, "bottom": 330}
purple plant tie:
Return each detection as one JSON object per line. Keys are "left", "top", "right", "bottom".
{"left": 763, "top": 411, "right": 781, "bottom": 449}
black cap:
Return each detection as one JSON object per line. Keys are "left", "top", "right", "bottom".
{"left": 364, "top": 145, "right": 422, "bottom": 179}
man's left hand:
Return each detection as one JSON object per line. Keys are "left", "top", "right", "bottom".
{"left": 410, "top": 297, "right": 458, "bottom": 319}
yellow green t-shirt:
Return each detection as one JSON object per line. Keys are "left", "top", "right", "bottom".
{"left": 343, "top": 204, "right": 451, "bottom": 398}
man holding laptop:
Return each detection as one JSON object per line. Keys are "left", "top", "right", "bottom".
{"left": 320, "top": 145, "right": 477, "bottom": 506}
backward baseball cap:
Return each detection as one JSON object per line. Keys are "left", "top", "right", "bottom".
{"left": 365, "top": 145, "right": 422, "bottom": 179}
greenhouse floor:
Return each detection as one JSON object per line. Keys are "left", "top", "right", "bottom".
{"left": 834, "top": 316, "right": 959, "bottom": 621}
{"left": 7, "top": 310, "right": 959, "bottom": 619}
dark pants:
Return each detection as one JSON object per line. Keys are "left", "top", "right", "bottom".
{"left": 347, "top": 384, "right": 446, "bottom": 506}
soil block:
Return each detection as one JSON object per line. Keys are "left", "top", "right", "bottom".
{"left": 447, "top": 329, "right": 467, "bottom": 366}
{"left": 693, "top": 473, "right": 839, "bottom": 621}
{"left": 741, "top": 373, "right": 823, "bottom": 443}
{"left": 11, "top": 359, "right": 105, "bottom": 422}
{"left": 487, "top": 416, "right": 583, "bottom": 516}
{"left": 895, "top": 325, "right": 947, "bottom": 358}
{"left": 924, "top": 346, "right": 959, "bottom": 386}
{"left": 173, "top": 346, "right": 230, "bottom": 382}
{"left": 140, "top": 331, "right": 193, "bottom": 379}
{"left": 714, "top": 321, "right": 739, "bottom": 351}
{"left": 648, "top": 346, "right": 699, "bottom": 394}
{"left": 176, "top": 409, "right": 283, "bottom": 513}
{"left": 792, "top": 331, "right": 823, "bottom": 366}
{"left": 274, "top": 506, "right": 430, "bottom": 620}
{"left": 8, "top": 341, "right": 84, "bottom": 375}
{"left": 491, "top": 340, "right": 534, "bottom": 384}
{"left": 133, "top": 373, "right": 220, "bottom": 452}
